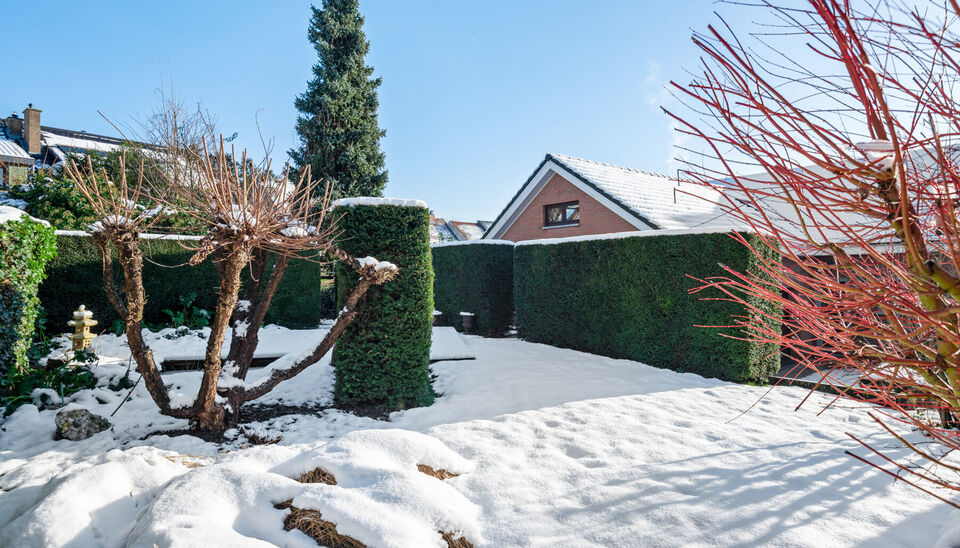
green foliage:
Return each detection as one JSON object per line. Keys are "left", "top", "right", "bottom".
{"left": 291, "top": 0, "right": 388, "bottom": 200}
{"left": 264, "top": 259, "right": 335, "bottom": 327}
{"left": 38, "top": 234, "right": 334, "bottom": 336}
{"left": 1, "top": 359, "right": 97, "bottom": 415}
{"left": 513, "top": 232, "right": 782, "bottom": 383}
{"left": 0, "top": 215, "right": 57, "bottom": 376}
{"left": 432, "top": 242, "right": 514, "bottom": 337}
{"left": 162, "top": 292, "right": 211, "bottom": 330}
{"left": 7, "top": 170, "right": 98, "bottom": 230}
{"left": 333, "top": 204, "right": 434, "bottom": 411}
{"left": 7, "top": 147, "right": 196, "bottom": 231}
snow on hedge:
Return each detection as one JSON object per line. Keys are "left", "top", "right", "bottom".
{"left": 431, "top": 239, "right": 514, "bottom": 248}
{"left": 515, "top": 225, "right": 751, "bottom": 246}
{"left": 331, "top": 197, "right": 428, "bottom": 208}
{"left": 55, "top": 230, "right": 204, "bottom": 240}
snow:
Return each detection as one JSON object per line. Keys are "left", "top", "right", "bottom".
{"left": 41, "top": 130, "right": 122, "bottom": 153}
{"left": 515, "top": 225, "right": 749, "bottom": 246}
{"left": 856, "top": 139, "right": 896, "bottom": 169}
{"left": 430, "top": 327, "right": 475, "bottom": 361}
{"left": 430, "top": 222, "right": 458, "bottom": 243}
{"left": 0, "top": 329, "right": 954, "bottom": 546}
{"left": 68, "top": 305, "right": 93, "bottom": 320}
{"left": 87, "top": 214, "right": 133, "bottom": 232}
{"left": 448, "top": 221, "right": 485, "bottom": 240}
{"left": 432, "top": 239, "right": 514, "bottom": 248}
{"left": 55, "top": 229, "right": 204, "bottom": 241}
{"left": 0, "top": 195, "right": 29, "bottom": 209}
{"left": 547, "top": 153, "right": 729, "bottom": 230}
{"left": 0, "top": 135, "right": 32, "bottom": 162}
{"left": 331, "top": 197, "right": 428, "bottom": 209}
{"left": 280, "top": 225, "right": 309, "bottom": 237}
{"left": 0, "top": 205, "right": 46, "bottom": 225}
{"left": 356, "top": 256, "right": 397, "bottom": 272}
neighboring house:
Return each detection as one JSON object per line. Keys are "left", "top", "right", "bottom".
{"left": 484, "top": 153, "right": 729, "bottom": 242}
{"left": 0, "top": 104, "right": 136, "bottom": 185}
{"left": 0, "top": 129, "right": 33, "bottom": 186}
{"left": 430, "top": 214, "right": 491, "bottom": 243}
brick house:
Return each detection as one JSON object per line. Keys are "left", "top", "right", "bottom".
{"left": 483, "top": 153, "right": 730, "bottom": 242}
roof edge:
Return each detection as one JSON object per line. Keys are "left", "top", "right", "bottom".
{"left": 546, "top": 153, "right": 660, "bottom": 230}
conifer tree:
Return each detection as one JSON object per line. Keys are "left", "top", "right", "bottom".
{"left": 291, "top": 0, "right": 387, "bottom": 199}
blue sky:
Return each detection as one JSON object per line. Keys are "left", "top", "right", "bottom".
{"left": 4, "top": 1, "right": 727, "bottom": 221}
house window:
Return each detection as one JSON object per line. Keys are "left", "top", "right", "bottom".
{"left": 544, "top": 201, "right": 580, "bottom": 227}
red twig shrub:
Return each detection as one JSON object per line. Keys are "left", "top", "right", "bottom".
{"left": 668, "top": 0, "right": 960, "bottom": 505}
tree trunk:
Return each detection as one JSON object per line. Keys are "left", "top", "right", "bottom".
{"left": 194, "top": 244, "right": 249, "bottom": 431}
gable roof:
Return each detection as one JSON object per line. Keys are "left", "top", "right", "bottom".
{"left": 485, "top": 153, "right": 727, "bottom": 238}
{"left": 448, "top": 220, "right": 486, "bottom": 240}
{"left": 0, "top": 135, "right": 32, "bottom": 166}
{"left": 41, "top": 126, "right": 132, "bottom": 153}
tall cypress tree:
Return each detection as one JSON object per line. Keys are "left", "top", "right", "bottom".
{"left": 291, "top": 0, "right": 387, "bottom": 199}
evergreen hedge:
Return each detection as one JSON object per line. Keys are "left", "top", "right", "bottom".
{"left": 333, "top": 202, "right": 434, "bottom": 411}
{"left": 38, "top": 233, "right": 333, "bottom": 334}
{"left": 432, "top": 241, "right": 514, "bottom": 337}
{"left": 514, "top": 231, "right": 782, "bottom": 382}
{"left": 0, "top": 214, "right": 57, "bottom": 373}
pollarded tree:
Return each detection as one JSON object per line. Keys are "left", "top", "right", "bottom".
{"left": 668, "top": 0, "right": 960, "bottom": 505}
{"left": 291, "top": 0, "right": 388, "bottom": 200}
{"left": 68, "top": 139, "right": 397, "bottom": 432}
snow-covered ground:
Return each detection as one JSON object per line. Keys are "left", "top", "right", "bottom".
{"left": 0, "top": 327, "right": 955, "bottom": 547}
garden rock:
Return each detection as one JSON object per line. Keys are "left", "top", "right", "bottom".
{"left": 55, "top": 408, "right": 111, "bottom": 441}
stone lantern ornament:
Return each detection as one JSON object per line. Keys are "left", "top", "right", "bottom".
{"left": 67, "top": 305, "right": 97, "bottom": 352}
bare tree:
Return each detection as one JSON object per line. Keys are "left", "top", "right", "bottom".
{"left": 668, "top": 0, "right": 960, "bottom": 505}
{"left": 68, "top": 139, "right": 396, "bottom": 431}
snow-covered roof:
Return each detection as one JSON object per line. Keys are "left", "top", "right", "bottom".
{"left": 430, "top": 222, "right": 458, "bottom": 243}
{"left": 41, "top": 129, "right": 123, "bottom": 153}
{"left": 0, "top": 134, "right": 33, "bottom": 165}
{"left": 486, "top": 153, "right": 728, "bottom": 239}
{"left": 547, "top": 153, "right": 726, "bottom": 229}
{"left": 448, "top": 221, "right": 486, "bottom": 240}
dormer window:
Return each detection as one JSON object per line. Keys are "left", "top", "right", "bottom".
{"left": 544, "top": 201, "right": 580, "bottom": 228}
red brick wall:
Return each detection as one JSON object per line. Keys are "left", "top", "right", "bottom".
{"left": 500, "top": 173, "right": 639, "bottom": 242}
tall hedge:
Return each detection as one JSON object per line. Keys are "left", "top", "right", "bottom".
{"left": 514, "top": 231, "right": 781, "bottom": 382}
{"left": 38, "top": 233, "right": 333, "bottom": 334}
{"left": 432, "top": 241, "right": 514, "bottom": 337}
{"left": 333, "top": 201, "right": 434, "bottom": 411}
{"left": 0, "top": 214, "right": 57, "bottom": 373}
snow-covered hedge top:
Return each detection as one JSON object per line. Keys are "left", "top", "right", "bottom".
{"left": 515, "top": 226, "right": 751, "bottom": 246}
{"left": 55, "top": 230, "right": 204, "bottom": 241}
{"left": 331, "top": 197, "right": 428, "bottom": 208}
{"left": 0, "top": 206, "right": 48, "bottom": 226}
{"left": 431, "top": 239, "right": 514, "bottom": 248}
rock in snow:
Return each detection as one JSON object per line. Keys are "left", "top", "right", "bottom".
{"left": 55, "top": 408, "right": 111, "bottom": 441}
